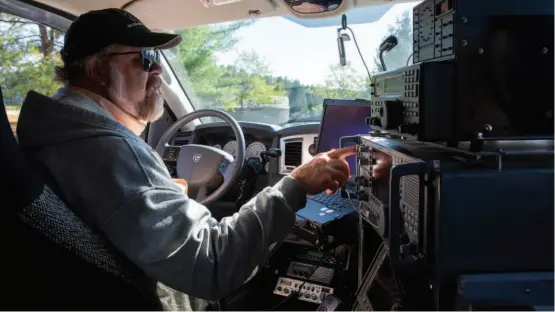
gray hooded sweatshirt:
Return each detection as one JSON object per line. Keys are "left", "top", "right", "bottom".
{"left": 16, "top": 87, "right": 307, "bottom": 309}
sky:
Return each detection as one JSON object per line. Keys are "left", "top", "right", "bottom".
{"left": 214, "top": 2, "right": 419, "bottom": 86}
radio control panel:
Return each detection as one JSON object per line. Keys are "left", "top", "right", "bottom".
{"left": 273, "top": 277, "right": 334, "bottom": 304}
{"left": 413, "top": 0, "right": 456, "bottom": 63}
{"left": 369, "top": 62, "right": 454, "bottom": 141}
{"left": 286, "top": 261, "right": 335, "bottom": 285}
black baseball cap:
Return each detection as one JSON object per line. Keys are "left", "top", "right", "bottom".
{"left": 61, "top": 8, "right": 182, "bottom": 63}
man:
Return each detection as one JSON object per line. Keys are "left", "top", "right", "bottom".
{"left": 16, "top": 8, "right": 356, "bottom": 310}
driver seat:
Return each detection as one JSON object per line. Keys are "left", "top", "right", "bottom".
{"left": 0, "top": 89, "right": 163, "bottom": 310}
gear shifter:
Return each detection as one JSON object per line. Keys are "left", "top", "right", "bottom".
{"left": 261, "top": 148, "right": 282, "bottom": 161}
{"left": 260, "top": 148, "right": 282, "bottom": 174}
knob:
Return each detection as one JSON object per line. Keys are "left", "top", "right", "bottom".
{"left": 382, "top": 100, "right": 404, "bottom": 130}
{"left": 358, "top": 177, "right": 370, "bottom": 187}
{"left": 358, "top": 157, "right": 370, "bottom": 166}
{"left": 358, "top": 145, "right": 370, "bottom": 153}
{"left": 357, "top": 190, "right": 369, "bottom": 201}
{"left": 308, "top": 143, "right": 317, "bottom": 156}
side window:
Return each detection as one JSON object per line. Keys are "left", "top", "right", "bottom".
{"left": 1, "top": 12, "right": 64, "bottom": 133}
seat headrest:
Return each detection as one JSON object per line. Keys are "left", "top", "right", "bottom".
{"left": 0, "top": 88, "right": 43, "bottom": 213}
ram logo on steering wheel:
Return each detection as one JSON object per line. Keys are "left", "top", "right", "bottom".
{"left": 192, "top": 153, "right": 202, "bottom": 163}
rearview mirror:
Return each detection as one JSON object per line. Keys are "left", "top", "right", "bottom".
{"left": 283, "top": 0, "right": 343, "bottom": 14}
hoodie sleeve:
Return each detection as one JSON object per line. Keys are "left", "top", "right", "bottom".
{"left": 100, "top": 137, "right": 307, "bottom": 301}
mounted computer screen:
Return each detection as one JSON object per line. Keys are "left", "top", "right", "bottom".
{"left": 316, "top": 99, "right": 371, "bottom": 182}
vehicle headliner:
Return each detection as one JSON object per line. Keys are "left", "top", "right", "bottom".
{"left": 25, "top": 0, "right": 417, "bottom": 30}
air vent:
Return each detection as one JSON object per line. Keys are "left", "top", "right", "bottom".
{"left": 173, "top": 131, "right": 192, "bottom": 146}
{"left": 284, "top": 141, "right": 303, "bottom": 168}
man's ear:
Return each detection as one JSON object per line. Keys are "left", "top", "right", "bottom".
{"left": 83, "top": 55, "right": 109, "bottom": 86}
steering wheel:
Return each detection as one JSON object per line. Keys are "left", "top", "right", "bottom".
{"left": 155, "top": 109, "right": 246, "bottom": 205}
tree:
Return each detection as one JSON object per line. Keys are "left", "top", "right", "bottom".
{"left": 322, "top": 62, "right": 367, "bottom": 99}
{"left": 234, "top": 50, "right": 267, "bottom": 108}
{"left": 373, "top": 10, "right": 413, "bottom": 73}
{"left": 0, "top": 10, "right": 379, "bottom": 127}
{"left": 0, "top": 13, "right": 63, "bottom": 103}
{"left": 172, "top": 21, "right": 254, "bottom": 103}
{"left": 221, "top": 50, "right": 283, "bottom": 110}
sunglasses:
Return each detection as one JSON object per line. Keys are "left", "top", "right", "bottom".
{"left": 105, "top": 49, "right": 161, "bottom": 71}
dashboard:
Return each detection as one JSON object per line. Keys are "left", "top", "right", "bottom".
{"left": 194, "top": 122, "right": 278, "bottom": 160}
{"left": 169, "top": 121, "right": 321, "bottom": 183}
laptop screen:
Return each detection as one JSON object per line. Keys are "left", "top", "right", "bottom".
{"left": 316, "top": 99, "right": 372, "bottom": 182}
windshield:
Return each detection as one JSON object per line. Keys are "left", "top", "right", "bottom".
{"left": 164, "top": 2, "right": 420, "bottom": 126}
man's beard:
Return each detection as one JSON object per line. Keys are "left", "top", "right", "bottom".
{"left": 107, "top": 63, "right": 165, "bottom": 122}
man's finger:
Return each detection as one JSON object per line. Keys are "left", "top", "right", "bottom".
{"left": 322, "top": 178, "right": 339, "bottom": 192}
{"left": 327, "top": 167, "right": 348, "bottom": 186}
{"left": 328, "top": 158, "right": 350, "bottom": 178}
{"left": 327, "top": 145, "right": 357, "bottom": 159}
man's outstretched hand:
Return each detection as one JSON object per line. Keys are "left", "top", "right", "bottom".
{"left": 290, "top": 146, "right": 357, "bottom": 195}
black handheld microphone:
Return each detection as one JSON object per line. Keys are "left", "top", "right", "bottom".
{"left": 378, "top": 35, "right": 398, "bottom": 71}
{"left": 379, "top": 35, "right": 398, "bottom": 53}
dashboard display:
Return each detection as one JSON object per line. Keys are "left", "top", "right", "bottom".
{"left": 383, "top": 75, "right": 404, "bottom": 95}
{"left": 246, "top": 141, "right": 266, "bottom": 159}
{"left": 223, "top": 140, "right": 238, "bottom": 157}
{"left": 213, "top": 144, "right": 222, "bottom": 149}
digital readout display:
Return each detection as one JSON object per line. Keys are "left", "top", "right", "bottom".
{"left": 382, "top": 75, "right": 404, "bottom": 95}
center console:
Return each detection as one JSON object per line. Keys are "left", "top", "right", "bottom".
{"left": 268, "top": 244, "right": 353, "bottom": 309}
{"left": 221, "top": 240, "right": 358, "bottom": 311}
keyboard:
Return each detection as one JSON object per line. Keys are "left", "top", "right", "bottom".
{"left": 308, "top": 190, "right": 359, "bottom": 212}
{"left": 296, "top": 191, "right": 359, "bottom": 227}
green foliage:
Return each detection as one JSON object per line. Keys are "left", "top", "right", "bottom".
{"left": 168, "top": 20, "right": 370, "bottom": 119}
{"left": 225, "top": 50, "right": 284, "bottom": 110}
{"left": 323, "top": 62, "right": 368, "bottom": 99}
{"left": 0, "top": 13, "right": 63, "bottom": 103}
{"left": 1, "top": 11, "right": 370, "bottom": 124}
